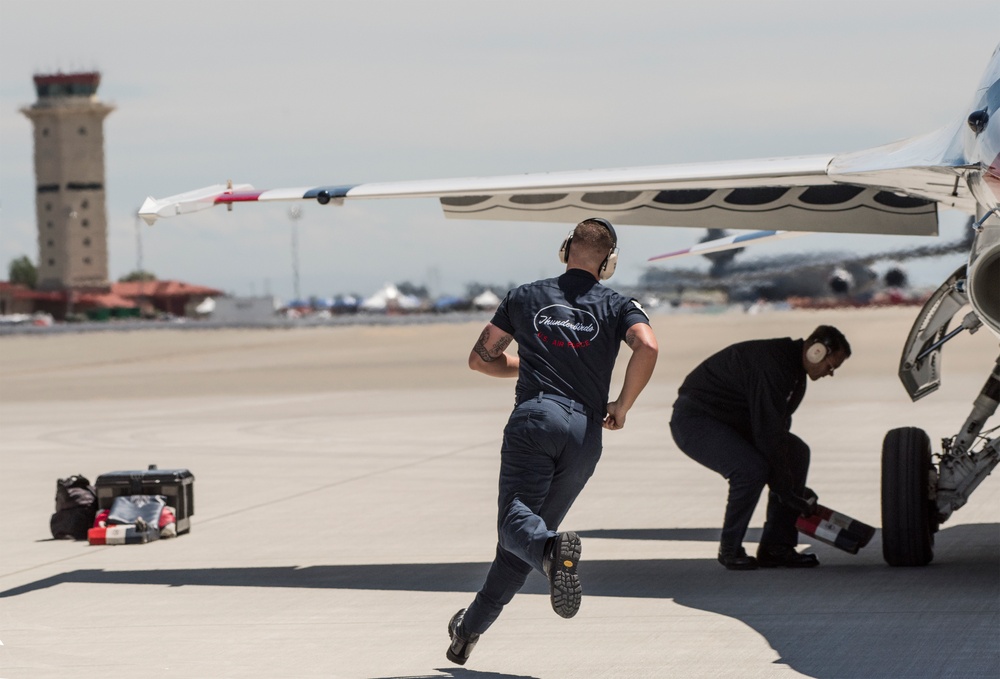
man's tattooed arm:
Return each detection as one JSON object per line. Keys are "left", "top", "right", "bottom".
{"left": 474, "top": 327, "right": 512, "bottom": 362}
{"left": 625, "top": 328, "right": 638, "bottom": 348}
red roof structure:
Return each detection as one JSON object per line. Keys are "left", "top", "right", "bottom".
{"left": 110, "top": 280, "right": 222, "bottom": 317}
{"left": 1, "top": 279, "right": 223, "bottom": 320}
{"left": 112, "top": 280, "right": 221, "bottom": 298}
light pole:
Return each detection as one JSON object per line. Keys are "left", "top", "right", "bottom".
{"left": 134, "top": 208, "right": 147, "bottom": 315}
{"left": 288, "top": 205, "right": 302, "bottom": 302}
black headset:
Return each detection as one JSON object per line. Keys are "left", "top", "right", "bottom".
{"left": 559, "top": 217, "right": 619, "bottom": 280}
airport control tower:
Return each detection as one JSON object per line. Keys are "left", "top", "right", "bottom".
{"left": 20, "top": 72, "right": 114, "bottom": 291}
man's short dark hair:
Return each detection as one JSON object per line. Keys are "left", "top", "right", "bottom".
{"left": 807, "top": 325, "right": 851, "bottom": 357}
{"left": 574, "top": 219, "right": 615, "bottom": 254}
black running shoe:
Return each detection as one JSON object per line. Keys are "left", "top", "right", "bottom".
{"left": 446, "top": 608, "right": 479, "bottom": 665}
{"left": 544, "top": 532, "right": 582, "bottom": 618}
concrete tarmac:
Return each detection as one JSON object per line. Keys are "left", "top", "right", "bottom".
{"left": 1, "top": 307, "right": 997, "bottom": 679}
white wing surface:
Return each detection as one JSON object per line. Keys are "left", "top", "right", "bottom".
{"left": 140, "top": 124, "right": 979, "bottom": 236}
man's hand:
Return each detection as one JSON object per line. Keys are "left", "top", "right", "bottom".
{"left": 779, "top": 488, "right": 819, "bottom": 517}
{"left": 802, "top": 486, "right": 819, "bottom": 508}
{"left": 604, "top": 400, "right": 628, "bottom": 430}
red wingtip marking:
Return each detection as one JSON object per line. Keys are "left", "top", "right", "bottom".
{"left": 215, "top": 191, "right": 264, "bottom": 204}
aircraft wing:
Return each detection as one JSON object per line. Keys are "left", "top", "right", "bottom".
{"left": 648, "top": 229, "right": 806, "bottom": 262}
{"left": 140, "top": 127, "right": 979, "bottom": 236}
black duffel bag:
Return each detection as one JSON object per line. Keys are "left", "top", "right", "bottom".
{"left": 50, "top": 475, "right": 97, "bottom": 540}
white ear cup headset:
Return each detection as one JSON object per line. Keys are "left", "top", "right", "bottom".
{"left": 559, "top": 217, "right": 619, "bottom": 280}
{"left": 806, "top": 340, "right": 830, "bottom": 364}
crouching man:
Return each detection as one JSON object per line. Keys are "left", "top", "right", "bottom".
{"left": 669, "top": 325, "right": 850, "bottom": 570}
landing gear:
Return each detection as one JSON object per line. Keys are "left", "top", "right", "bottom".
{"left": 888, "top": 267, "right": 1000, "bottom": 566}
{"left": 881, "top": 427, "right": 937, "bottom": 567}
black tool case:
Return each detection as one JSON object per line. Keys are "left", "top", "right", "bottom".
{"left": 95, "top": 466, "right": 194, "bottom": 534}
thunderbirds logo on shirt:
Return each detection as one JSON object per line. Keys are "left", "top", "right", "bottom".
{"left": 534, "top": 304, "right": 599, "bottom": 349}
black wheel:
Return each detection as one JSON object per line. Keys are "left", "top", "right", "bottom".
{"left": 881, "top": 427, "right": 936, "bottom": 566}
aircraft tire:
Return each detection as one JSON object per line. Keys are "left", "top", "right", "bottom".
{"left": 881, "top": 427, "right": 935, "bottom": 567}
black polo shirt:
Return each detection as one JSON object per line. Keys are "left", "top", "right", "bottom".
{"left": 491, "top": 269, "right": 650, "bottom": 415}
{"left": 674, "top": 337, "right": 807, "bottom": 487}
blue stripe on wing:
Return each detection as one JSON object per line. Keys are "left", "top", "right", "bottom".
{"left": 303, "top": 185, "right": 357, "bottom": 200}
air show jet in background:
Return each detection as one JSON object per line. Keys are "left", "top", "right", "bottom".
{"left": 141, "top": 43, "right": 1000, "bottom": 568}
{"left": 634, "top": 225, "right": 974, "bottom": 305}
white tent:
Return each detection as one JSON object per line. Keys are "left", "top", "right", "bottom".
{"left": 360, "top": 283, "right": 422, "bottom": 312}
{"left": 472, "top": 289, "right": 501, "bottom": 310}
{"left": 194, "top": 297, "right": 216, "bottom": 314}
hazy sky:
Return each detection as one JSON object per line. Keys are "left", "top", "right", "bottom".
{"left": 1, "top": 1, "right": 997, "bottom": 300}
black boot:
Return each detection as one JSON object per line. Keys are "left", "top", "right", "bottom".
{"left": 446, "top": 608, "right": 480, "bottom": 665}
{"left": 718, "top": 544, "right": 758, "bottom": 570}
{"left": 543, "top": 532, "right": 582, "bottom": 618}
{"left": 757, "top": 544, "right": 819, "bottom": 568}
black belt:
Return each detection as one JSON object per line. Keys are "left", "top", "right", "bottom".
{"left": 518, "top": 392, "right": 599, "bottom": 421}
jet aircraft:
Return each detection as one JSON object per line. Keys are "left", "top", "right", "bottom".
{"left": 140, "top": 43, "right": 1000, "bottom": 568}
{"left": 636, "top": 226, "right": 973, "bottom": 305}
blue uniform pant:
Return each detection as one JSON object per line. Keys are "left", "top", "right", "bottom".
{"left": 462, "top": 395, "right": 603, "bottom": 635}
{"left": 669, "top": 406, "right": 809, "bottom": 550}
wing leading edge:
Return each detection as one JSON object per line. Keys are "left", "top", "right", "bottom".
{"left": 140, "top": 126, "right": 979, "bottom": 236}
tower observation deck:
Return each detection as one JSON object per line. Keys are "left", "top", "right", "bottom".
{"left": 20, "top": 71, "right": 114, "bottom": 290}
